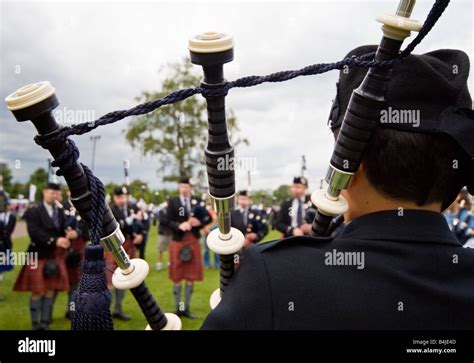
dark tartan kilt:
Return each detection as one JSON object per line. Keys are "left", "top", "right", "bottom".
{"left": 66, "top": 237, "right": 87, "bottom": 286}
{"left": 13, "top": 249, "right": 69, "bottom": 293}
{"left": 105, "top": 238, "right": 135, "bottom": 287}
{"left": 169, "top": 232, "right": 203, "bottom": 283}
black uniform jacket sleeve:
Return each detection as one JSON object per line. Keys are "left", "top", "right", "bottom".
{"left": 6, "top": 213, "right": 16, "bottom": 236}
{"left": 200, "top": 244, "right": 273, "bottom": 329}
{"left": 275, "top": 199, "right": 292, "bottom": 237}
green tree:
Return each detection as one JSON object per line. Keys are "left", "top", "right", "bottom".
{"left": 0, "top": 163, "right": 13, "bottom": 189}
{"left": 27, "top": 168, "right": 48, "bottom": 201}
{"left": 9, "top": 182, "right": 28, "bottom": 199}
{"left": 251, "top": 190, "right": 273, "bottom": 207}
{"left": 273, "top": 184, "right": 291, "bottom": 205}
{"left": 125, "top": 58, "right": 247, "bottom": 185}
{"left": 104, "top": 182, "right": 118, "bottom": 200}
{"left": 128, "top": 179, "right": 152, "bottom": 201}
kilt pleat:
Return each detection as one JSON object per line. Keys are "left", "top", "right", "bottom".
{"left": 168, "top": 232, "right": 203, "bottom": 283}
{"left": 13, "top": 253, "right": 69, "bottom": 293}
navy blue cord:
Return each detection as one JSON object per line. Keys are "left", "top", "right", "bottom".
{"left": 44, "top": 139, "right": 104, "bottom": 245}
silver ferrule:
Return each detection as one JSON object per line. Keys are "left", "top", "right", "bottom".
{"left": 325, "top": 165, "right": 354, "bottom": 199}
{"left": 396, "top": 0, "right": 416, "bottom": 18}
{"left": 209, "top": 193, "right": 235, "bottom": 236}
{"left": 100, "top": 225, "right": 131, "bottom": 270}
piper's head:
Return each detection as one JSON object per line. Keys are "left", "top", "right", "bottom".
{"left": 113, "top": 186, "right": 129, "bottom": 207}
{"left": 329, "top": 46, "right": 473, "bottom": 221}
{"left": 291, "top": 177, "right": 308, "bottom": 199}
{"left": 237, "top": 190, "right": 251, "bottom": 209}
{"left": 43, "top": 182, "right": 61, "bottom": 205}
{"left": 178, "top": 177, "right": 192, "bottom": 197}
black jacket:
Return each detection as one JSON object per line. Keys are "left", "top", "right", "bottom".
{"left": 231, "top": 207, "right": 269, "bottom": 243}
{"left": 276, "top": 195, "right": 314, "bottom": 237}
{"left": 158, "top": 208, "right": 172, "bottom": 235}
{"left": 63, "top": 199, "right": 89, "bottom": 241}
{"left": 111, "top": 203, "right": 139, "bottom": 239}
{"left": 202, "top": 210, "right": 474, "bottom": 329}
{"left": 24, "top": 203, "right": 66, "bottom": 259}
{"left": 161, "top": 196, "right": 211, "bottom": 241}
{"left": 0, "top": 212, "right": 16, "bottom": 250}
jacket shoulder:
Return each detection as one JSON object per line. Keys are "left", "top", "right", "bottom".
{"left": 281, "top": 199, "right": 292, "bottom": 207}
{"left": 258, "top": 235, "right": 334, "bottom": 253}
{"left": 24, "top": 204, "right": 41, "bottom": 217}
{"left": 168, "top": 196, "right": 180, "bottom": 205}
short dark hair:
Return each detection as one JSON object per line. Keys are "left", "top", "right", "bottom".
{"left": 360, "top": 127, "right": 469, "bottom": 207}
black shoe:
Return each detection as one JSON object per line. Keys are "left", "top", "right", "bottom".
{"left": 113, "top": 312, "right": 131, "bottom": 321}
{"left": 181, "top": 310, "right": 196, "bottom": 320}
{"left": 39, "top": 322, "right": 50, "bottom": 330}
{"left": 174, "top": 310, "right": 183, "bottom": 317}
{"left": 65, "top": 311, "right": 72, "bottom": 320}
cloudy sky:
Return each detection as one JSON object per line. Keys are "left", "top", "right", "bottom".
{"left": 0, "top": 0, "right": 472, "bottom": 192}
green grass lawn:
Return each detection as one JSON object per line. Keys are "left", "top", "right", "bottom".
{"left": 0, "top": 226, "right": 280, "bottom": 330}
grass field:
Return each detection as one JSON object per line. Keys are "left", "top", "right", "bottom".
{"left": 0, "top": 226, "right": 280, "bottom": 330}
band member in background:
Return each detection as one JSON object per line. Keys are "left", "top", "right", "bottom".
{"left": 231, "top": 190, "right": 268, "bottom": 246}
{"left": 444, "top": 200, "right": 459, "bottom": 229}
{"left": 268, "top": 197, "right": 280, "bottom": 231}
{"left": 156, "top": 202, "right": 172, "bottom": 271}
{"left": 107, "top": 186, "right": 143, "bottom": 321}
{"left": 62, "top": 190, "right": 89, "bottom": 319}
{"left": 162, "top": 177, "right": 211, "bottom": 319}
{"left": 0, "top": 198, "right": 16, "bottom": 301}
{"left": 452, "top": 188, "right": 474, "bottom": 244}
{"left": 134, "top": 201, "right": 150, "bottom": 260}
{"left": 203, "top": 203, "right": 219, "bottom": 269}
{"left": 14, "top": 183, "right": 71, "bottom": 330}
{"left": 276, "top": 177, "right": 313, "bottom": 237}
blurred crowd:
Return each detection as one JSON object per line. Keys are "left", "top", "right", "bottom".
{"left": 1, "top": 172, "right": 473, "bottom": 329}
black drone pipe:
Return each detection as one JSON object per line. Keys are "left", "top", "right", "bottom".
{"left": 189, "top": 33, "right": 245, "bottom": 309}
{"left": 5, "top": 85, "right": 181, "bottom": 330}
{"left": 311, "top": 0, "right": 422, "bottom": 237}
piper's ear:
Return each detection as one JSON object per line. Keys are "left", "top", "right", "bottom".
{"left": 349, "top": 162, "right": 368, "bottom": 190}
{"left": 441, "top": 187, "right": 463, "bottom": 212}
{"left": 468, "top": 184, "right": 474, "bottom": 195}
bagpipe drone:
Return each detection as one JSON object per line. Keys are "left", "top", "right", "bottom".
{"left": 4, "top": 0, "right": 451, "bottom": 329}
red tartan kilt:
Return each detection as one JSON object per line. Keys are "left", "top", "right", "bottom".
{"left": 168, "top": 233, "right": 203, "bottom": 283}
{"left": 104, "top": 238, "right": 135, "bottom": 287}
{"left": 66, "top": 237, "right": 87, "bottom": 286}
{"left": 14, "top": 251, "right": 69, "bottom": 293}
